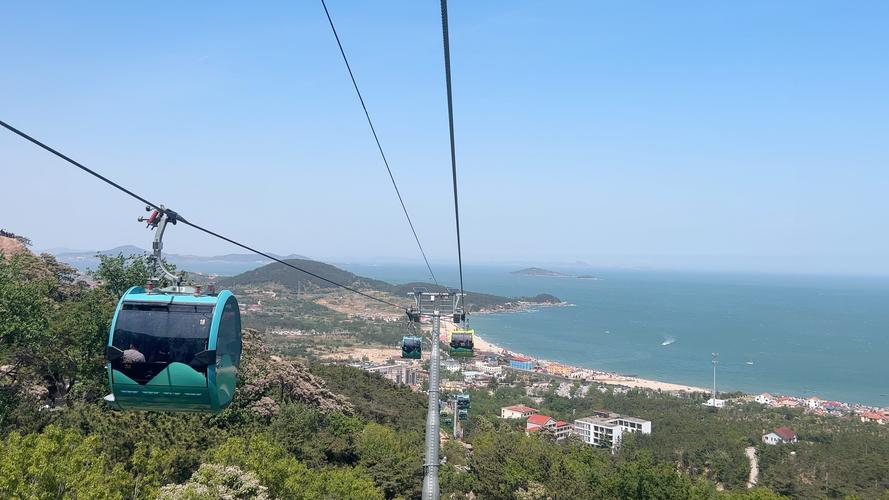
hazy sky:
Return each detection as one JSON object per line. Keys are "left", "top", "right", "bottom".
{"left": 3, "top": 1, "right": 888, "bottom": 275}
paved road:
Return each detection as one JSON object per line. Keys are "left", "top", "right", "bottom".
{"left": 745, "top": 446, "right": 759, "bottom": 488}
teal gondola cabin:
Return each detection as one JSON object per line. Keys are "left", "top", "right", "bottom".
{"left": 104, "top": 286, "right": 242, "bottom": 412}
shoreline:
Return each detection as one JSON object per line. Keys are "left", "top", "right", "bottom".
{"left": 471, "top": 330, "right": 710, "bottom": 395}
{"left": 320, "top": 295, "right": 887, "bottom": 414}
{"left": 435, "top": 318, "right": 709, "bottom": 394}
{"left": 467, "top": 328, "right": 888, "bottom": 415}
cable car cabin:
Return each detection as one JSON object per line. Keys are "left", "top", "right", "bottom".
{"left": 456, "top": 394, "right": 470, "bottom": 410}
{"left": 448, "top": 329, "right": 474, "bottom": 357}
{"left": 458, "top": 409, "right": 468, "bottom": 421}
{"left": 104, "top": 286, "right": 242, "bottom": 413}
{"left": 401, "top": 335, "right": 422, "bottom": 359}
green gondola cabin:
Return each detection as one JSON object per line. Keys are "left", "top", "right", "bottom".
{"left": 456, "top": 393, "right": 470, "bottom": 410}
{"left": 401, "top": 335, "right": 422, "bottom": 359}
{"left": 104, "top": 285, "right": 242, "bottom": 413}
{"left": 448, "top": 329, "right": 474, "bottom": 357}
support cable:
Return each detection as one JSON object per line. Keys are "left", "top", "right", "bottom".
{"left": 320, "top": 0, "right": 439, "bottom": 286}
{"left": 0, "top": 119, "right": 404, "bottom": 310}
{"left": 439, "top": 0, "right": 465, "bottom": 301}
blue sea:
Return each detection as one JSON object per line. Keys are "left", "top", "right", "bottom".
{"left": 343, "top": 263, "right": 889, "bottom": 407}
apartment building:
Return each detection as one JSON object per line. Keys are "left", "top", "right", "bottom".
{"left": 573, "top": 410, "right": 651, "bottom": 450}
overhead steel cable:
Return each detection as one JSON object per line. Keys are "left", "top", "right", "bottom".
{"left": 439, "top": 0, "right": 465, "bottom": 302}
{"left": 320, "top": 0, "right": 439, "bottom": 286}
{"left": 0, "top": 119, "right": 405, "bottom": 310}
{"left": 1, "top": 120, "right": 160, "bottom": 212}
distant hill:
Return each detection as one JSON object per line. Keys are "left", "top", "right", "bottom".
{"left": 219, "top": 259, "right": 562, "bottom": 310}
{"left": 52, "top": 246, "right": 307, "bottom": 275}
{"left": 511, "top": 267, "right": 570, "bottom": 277}
{"left": 218, "top": 258, "right": 391, "bottom": 292}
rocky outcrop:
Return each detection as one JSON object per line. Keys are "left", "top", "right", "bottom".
{"left": 0, "top": 235, "right": 29, "bottom": 259}
{"left": 234, "top": 329, "right": 353, "bottom": 417}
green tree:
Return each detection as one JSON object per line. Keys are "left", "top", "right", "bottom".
{"left": 0, "top": 426, "right": 129, "bottom": 499}
{"left": 357, "top": 422, "right": 422, "bottom": 498}
{"left": 211, "top": 434, "right": 383, "bottom": 500}
{"left": 608, "top": 450, "right": 705, "bottom": 499}
{"left": 0, "top": 253, "right": 53, "bottom": 354}
{"left": 91, "top": 254, "right": 152, "bottom": 298}
{"left": 38, "top": 288, "right": 113, "bottom": 402}
{"left": 0, "top": 252, "right": 112, "bottom": 404}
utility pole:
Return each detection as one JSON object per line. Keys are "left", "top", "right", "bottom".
{"left": 453, "top": 398, "right": 458, "bottom": 439}
{"left": 711, "top": 352, "right": 719, "bottom": 405}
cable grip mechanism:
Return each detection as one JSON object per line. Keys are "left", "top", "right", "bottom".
{"left": 138, "top": 205, "right": 181, "bottom": 287}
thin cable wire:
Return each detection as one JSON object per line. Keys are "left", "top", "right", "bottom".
{"left": 1, "top": 120, "right": 161, "bottom": 212}
{"left": 178, "top": 219, "right": 403, "bottom": 308}
{"left": 439, "top": 0, "right": 465, "bottom": 302}
{"left": 0, "top": 119, "right": 405, "bottom": 310}
{"left": 320, "top": 0, "right": 439, "bottom": 286}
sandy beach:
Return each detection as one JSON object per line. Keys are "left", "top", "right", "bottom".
{"left": 470, "top": 328, "right": 708, "bottom": 394}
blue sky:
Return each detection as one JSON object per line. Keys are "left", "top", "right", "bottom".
{"left": 2, "top": 1, "right": 888, "bottom": 275}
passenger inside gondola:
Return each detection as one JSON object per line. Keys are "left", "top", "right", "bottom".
{"left": 123, "top": 343, "right": 146, "bottom": 364}
{"left": 110, "top": 303, "right": 213, "bottom": 385}
{"left": 450, "top": 334, "right": 473, "bottom": 349}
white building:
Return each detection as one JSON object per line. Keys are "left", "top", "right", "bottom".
{"left": 443, "top": 359, "right": 462, "bottom": 373}
{"left": 755, "top": 392, "right": 773, "bottom": 405}
{"left": 364, "top": 363, "right": 418, "bottom": 386}
{"left": 704, "top": 398, "right": 726, "bottom": 408}
{"left": 573, "top": 411, "right": 651, "bottom": 451}
{"left": 474, "top": 361, "right": 503, "bottom": 375}
{"left": 501, "top": 404, "right": 538, "bottom": 419}
{"left": 806, "top": 396, "right": 821, "bottom": 409}
{"left": 762, "top": 427, "right": 797, "bottom": 445}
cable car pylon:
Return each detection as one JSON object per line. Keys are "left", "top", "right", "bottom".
{"left": 408, "top": 288, "right": 466, "bottom": 500}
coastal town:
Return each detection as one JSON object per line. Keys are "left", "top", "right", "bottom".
{"left": 320, "top": 318, "right": 889, "bottom": 439}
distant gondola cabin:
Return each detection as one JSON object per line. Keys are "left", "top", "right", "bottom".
{"left": 401, "top": 335, "right": 422, "bottom": 359}
{"left": 104, "top": 286, "right": 242, "bottom": 413}
{"left": 448, "top": 329, "right": 474, "bottom": 357}
{"left": 456, "top": 393, "right": 470, "bottom": 410}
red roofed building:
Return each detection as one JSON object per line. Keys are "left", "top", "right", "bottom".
{"left": 501, "top": 404, "right": 539, "bottom": 419}
{"left": 763, "top": 426, "right": 798, "bottom": 445}
{"left": 774, "top": 397, "right": 800, "bottom": 408}
{"left": 860, "top": 411, "right": 888, "bottom": 425}
{"left": 525, "top": 414, "right": 573, "bottom": 441}
{"left": 526, "top": 414, "right": 555, "bottom": 431}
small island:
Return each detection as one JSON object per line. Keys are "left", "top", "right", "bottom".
{"left": 511, "top": 267, "right": 570, "bottom": 277}
{"left": 512, "top": 268, "right": 602, "bottom": 280}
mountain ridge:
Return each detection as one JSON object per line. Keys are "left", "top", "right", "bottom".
{"left": 218, "top": 258, "right": 562, "bottom": 310}
{"left": 50, "top": 246, "right": 308, "bottom": 274}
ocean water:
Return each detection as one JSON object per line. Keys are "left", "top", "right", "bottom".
{"left": 344, "top": 263, "right": 889, "bottom": 407}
